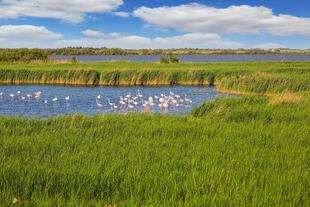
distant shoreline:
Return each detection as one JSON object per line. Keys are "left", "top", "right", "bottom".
{"left": 52, "top": 54, "right": 310, "bottom": 63}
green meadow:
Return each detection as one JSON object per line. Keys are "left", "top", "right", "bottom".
{"left": 0, "top": 61, "right": 309, "bottom": 206}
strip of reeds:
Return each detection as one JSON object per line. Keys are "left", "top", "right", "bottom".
{"left": 0, "top": 61, "right": 309, "bottom": 95}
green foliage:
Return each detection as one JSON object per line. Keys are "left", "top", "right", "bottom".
{"left": 71, "top": 56, "right": 78, "bottom": 64}
{"left": 0, "top": 48, "right": 49, "bottom": 62}
{"left": 0, "top": 96, "right": 309, "bottom": 206}
{"left": 0, "top": 69, "right": 100, "bottom": 85}
{"left": 160, "top": 54, "right": 180, "bottom": 63}
{"left": 218, "top": 72, "right": 310, "bottom": 94}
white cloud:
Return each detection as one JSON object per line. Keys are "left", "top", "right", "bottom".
{"left": 134, "top": 3, "right": 310, "bottom": 36}
{"left": 55, "top": 30, "right": 242, "bottom": 49}
{"left": 82, "top": 29, "right": 105, "bottom": 38}
{"left": 108, "top": 33, "right": 122, "bottom": 38}
{"left": 0, "top": 25, "right": 63, "bottom": 47}
{"left": 0, "top": 0, "right": 123, "bottom": 23}
{"left": 0, "top": 26, "right": 291, "bottom": 49}
{"left": 113, "top": 11, "right": 131, "bottom": 18}
{"left": 154, "top": 33, "right": 242, "bottom": 49}
{"left": 253, "top": 43, "right": 286, "bottom": 49}
{"left": 56, "top": 31, "right": 152, "bottom": 49}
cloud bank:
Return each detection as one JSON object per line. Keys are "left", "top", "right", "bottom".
{"left": 0, "top": 25, "right": 290, "bottom": 49}
{"left": 56, "top": 30, "right": 242, "bottom": 49}
{"left": 0, "top": 0, "right": 123, "bottom": 23}
{"left": 0, "top": 25, "right": 63, "bottom": 47}
{"left": 134, "top": 3, "right": 310, "bottom": 36}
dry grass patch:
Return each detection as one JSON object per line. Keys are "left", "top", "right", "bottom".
{"left": 268, "top": 92, "right": 302, "bottom": 105}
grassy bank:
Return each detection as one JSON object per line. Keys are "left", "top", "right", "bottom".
{"left": 1, "top": 61, "right": 310, "bottom": 95}
{"left": 0, "top": 95, "right": 309, "bottom": 206}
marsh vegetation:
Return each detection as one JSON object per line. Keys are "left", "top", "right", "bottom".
{"left": 0, "top": 60, "right": 309, "bottom": 206}
{"left": 0, "top": 95, "right": 309, "bottom": 206}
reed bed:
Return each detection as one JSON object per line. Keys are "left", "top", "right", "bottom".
{"left": 218, "top": 72, "right": 310, "bottom": 94}
{"left": 1, "top": 61, "right": 310, "bottom": 95}
{"left": 0, "top": 96, "right": 309, "bottom": 206}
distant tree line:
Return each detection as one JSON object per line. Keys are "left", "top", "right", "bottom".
{"left": 0, "top": 48, "right": 49, "bottom": 62}
{"left": 0, "top": 47, "right": 309, "bottom": 62}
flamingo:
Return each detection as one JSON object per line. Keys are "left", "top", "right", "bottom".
{"left": 133, "top": 99, "right": 139, "bottom": 106}
{"left": 96, "top": 102, "right": 103, "bottom": 110}
{"left": 26, "top": 94, "right": 32, "bottom": 99}
{"left": 137, "top": 89, "right": 143, "bottom": 98}
{"left": 142, "top": 100, "right": 148, "bottom": 107}
{"left": 107, "top": 98, "right": 117, "bottom": 111}
{"left": 128, "top": 104, "right": 134, "bottom": 110}
{"left": 35, "top": 91, "right": 42, "bottom": 96}
{"left": 159, "top": 97, "right": 165, "bottom": 103}
{"left": 171, "top": 99, "right": 179, "bottom": 111}
{"left": 163, "top": 101, "right": 169, "bottom": 108}
{"left": 35, "top": 93, "right": 42, "bottom": 99}
{"left": 184, "top": 95, "right": 192, "bottom": 105}
{"left": 95, "top": 97, "right": 103, "bottom": 110}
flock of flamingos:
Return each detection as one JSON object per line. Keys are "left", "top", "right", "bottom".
{"left": 0, "top": 89, "right": 193, "bottom": 113}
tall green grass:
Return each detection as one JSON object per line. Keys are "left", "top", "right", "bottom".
{"left": 0, "top": 96, "right": 309, "bottom": 206}
{"left": 218, "top": 72, "right": 310, "bottom": 94}
{"left": 1, "top": 61, "right": 310, "bottom": 94}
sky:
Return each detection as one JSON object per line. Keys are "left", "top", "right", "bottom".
{"left": 0, "top": 0, "right": 309, "bottom": 49}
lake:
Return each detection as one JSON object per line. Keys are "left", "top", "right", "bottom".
{"left": 0, "top": 85, "right": 232, "bottom": 118}
{"left": 52, "top": 54, "right": 310, "bottom": 62}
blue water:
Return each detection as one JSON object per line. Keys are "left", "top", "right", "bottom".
{"left": 53, "top": 54, "right": 310, "bottom": 62}
{"left": 0, "top": 85, "right": 232, "bottom": 118}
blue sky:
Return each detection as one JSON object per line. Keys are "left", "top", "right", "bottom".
{"left": 0, "top": 0, "right": 309, "bottom": 49}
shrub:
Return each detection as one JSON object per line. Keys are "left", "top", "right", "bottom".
{"left": 71, "top": 56, "right": 78, "bottom": 63}
{"left": 160, "top": 54, "right": 179, "bottom": 63}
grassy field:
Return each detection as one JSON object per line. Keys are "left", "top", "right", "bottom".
{"left": 0, "top": 61, "right": 310, "bottom": 206}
